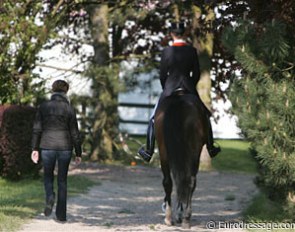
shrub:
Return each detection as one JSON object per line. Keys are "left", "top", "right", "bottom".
{"left": 0, "top": 105, "right": 40, "bottom": 180}
{"left": 222, "top": 21, "right": 295, "bottom": 202}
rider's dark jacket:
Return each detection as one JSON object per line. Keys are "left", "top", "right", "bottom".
{"left": 159, "top": 41, "right": 200, "bottom": 99}
{"left": 31, "top": 93, "right": 82, "bottom": 156}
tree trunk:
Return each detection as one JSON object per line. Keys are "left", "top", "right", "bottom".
{"left": 88, "top": 3, "right": 115, "bottom": 161}
{"left": 191, "top": 5, "right": 215, "bottom": 170}
{"left": 90, "top": 4, "right": 109, "bottom": 66}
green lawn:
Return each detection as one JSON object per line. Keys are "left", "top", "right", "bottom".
{"left": 244, "top": 194, "right": 287, "bottom": 222}
{"left": 0, "top": 175, "right": 96, "bottom": 232}
{"left": 124, "top": 137, "right": 258, "bottom": 174}
{"left": 212, "top": 139, "right": 258, "bottom": 174}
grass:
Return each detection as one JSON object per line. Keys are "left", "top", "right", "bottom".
{"left": 243, "top": 194, "right": 287, "bottom": 223}
{"left": 242, "top": 193, "right": 295, "bottom": 232}
{"left": 225, "top": 193, "right": 236, "bottom": 201}
{"left": 211, "top": 139, "right": 258, "bottom": 174}
{"left": 124, "top": 136, "right": 258, "bottom": 174}
{"left": 0, "top": 175, "right": 96, "bottom": 232}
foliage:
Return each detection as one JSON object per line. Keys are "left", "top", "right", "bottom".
{"left": 0, "top": 0, "right": 253, "bottom": 103}
{"left": 0, "top": 105, "right": 40, "bottom": 180}
{"left": 211, "top": 0, "right": 295, "bottom": 99}
{"left": 68, "top": 0, "right": 226, "bottom": 160}
{"left": 0, "top": 0, "right": 255, "bottom": 160}
{"left": 3, "top": 0, "right": 293, "bottom": 165}
{"left": 0, "top": 1, "right": 66, "bottom": 104}
{"left": 223, "top": 17, "right": 295, "bottom": 202}
{"left": 71, "top": 64, "right": 124, "bottom": 160}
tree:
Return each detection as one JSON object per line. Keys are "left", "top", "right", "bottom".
{"left": 222, "top": 0, "right": 295, "bottom": 206}
{"left": 67, "top": 0, "right": 243, "bottom": 161}
{"left": 85, "top": 3, "right": 116, "bottom": 160}
{"left": 0, "top": 0, "right": 73, "bottom": 104}
{"left": 0, "top": 0, "right": 261, "bottom": 162}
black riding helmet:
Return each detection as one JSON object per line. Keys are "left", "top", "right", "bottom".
{"left": 169, "top": 22, "right": 186, "bottom": 36}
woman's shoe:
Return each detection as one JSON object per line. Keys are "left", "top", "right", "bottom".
{"left": 54, "top": 217, "right": 67, "bottom": 224}
{"left": 44, "top": 194, "right": 55, "bottom": 216}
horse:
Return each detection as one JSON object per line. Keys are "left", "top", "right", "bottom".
{"left": 154, "top": 90, "right": 208, "bottom": 229}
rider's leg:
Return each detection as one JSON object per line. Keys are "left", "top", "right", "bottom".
{"left": 138, "top": 103, "right": 157, "bottom": 162}
{"left": 206, "top": 114, "right": 221, "bottom": 158}
{"left": 138, "top": 118, "right": 155, "bottom": 161}
{"left": 196, "top": 95, "right": 221, "bottom": 158}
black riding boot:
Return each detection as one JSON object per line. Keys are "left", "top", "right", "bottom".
{"left": 206, "top": 115, "right": 221, "bottom": 158}
{"left": 138, "top": 118, "right": 155, "bottom": 162}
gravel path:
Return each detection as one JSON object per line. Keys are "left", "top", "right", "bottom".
{"left": 19, "top": 163, "right": 257, "bottom": 232}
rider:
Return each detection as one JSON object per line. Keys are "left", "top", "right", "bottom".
{"left": 138, "top": 21, "right": 221, "bottom": 162}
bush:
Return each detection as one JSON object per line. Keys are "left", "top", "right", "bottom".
{"left": 223, "top": 20, "right": 295, "bottom": 202}
{"left": 0, "top": 105, "right": 40, "bottom": 180}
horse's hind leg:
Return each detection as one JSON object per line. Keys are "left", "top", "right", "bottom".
{"left": 182, "top": 176, "right": 196, "bottom": 229}
{"left": 176, "top": 202, "right": 183, "bottom": 224}
{"left": 161, "top": 163, "right": 173, "bottom": 226}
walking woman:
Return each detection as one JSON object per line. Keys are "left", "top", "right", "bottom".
{"left": 31, "top": 80, "right": 82, "bottom": 222}
{"left": 138, "top": 22, "right": 221, "bottom": 162}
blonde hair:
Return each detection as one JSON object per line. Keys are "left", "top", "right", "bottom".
{"left": 52, "top": 80, "right": 69, "bottom": 93}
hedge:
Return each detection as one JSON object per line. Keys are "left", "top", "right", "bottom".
{"left": 0, "top": 105, "right": 40, "bottom": 180}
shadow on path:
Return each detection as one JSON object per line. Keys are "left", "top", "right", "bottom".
{"left": 19, "top": 163, "right": 257, "bottom": 232}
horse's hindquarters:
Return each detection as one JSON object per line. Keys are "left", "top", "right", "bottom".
{"left": 155, "top": 94, "right": 207, "bottom": 228}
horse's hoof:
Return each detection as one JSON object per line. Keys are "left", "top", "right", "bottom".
{"left": 175, "top": 212, "right": 182, "bottom": 224}
{"left": 164, "top": 218, "right": 173, "bottom": 226}
{"left": 175, "top": 217, "right": 182, "bottom": 224}
{"left": 181, "top": 221, "right": 190, "bottom": 229}
{"left": 161, "top": 202, "right": 166, "bottom": 213}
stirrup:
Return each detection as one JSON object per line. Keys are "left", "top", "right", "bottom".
{"left": 138, "top": 146, "right": 152, "bottom": 162}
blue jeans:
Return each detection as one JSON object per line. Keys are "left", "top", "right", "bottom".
{"left": 41, "top": 149, "right": 72, "bottom": 220}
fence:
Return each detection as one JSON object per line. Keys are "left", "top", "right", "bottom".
{"left": 118, "top": 102, "right": 155, "bottom": 136}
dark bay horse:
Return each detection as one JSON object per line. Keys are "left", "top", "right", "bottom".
{"left": 155, "top": 92, "right": 208, "bottom": 229}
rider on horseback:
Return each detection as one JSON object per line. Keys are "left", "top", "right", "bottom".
{"left": 138, "top": 21, "right": 221, "bottom": 162}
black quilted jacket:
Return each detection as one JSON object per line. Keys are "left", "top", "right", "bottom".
{"left": 31, "top": 93, "right": 82, "bottom": 157}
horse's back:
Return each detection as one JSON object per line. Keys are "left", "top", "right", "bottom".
{"left": 155, "top": 94, "right": 207, "bottom": 157}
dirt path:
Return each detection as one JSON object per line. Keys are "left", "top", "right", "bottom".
{"left": 19, "top": 163, "right": 257, "bottom": 232}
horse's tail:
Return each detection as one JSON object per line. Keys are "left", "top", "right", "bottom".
{"left": 163, "top": 96, "right": 198, "bottom": 203}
